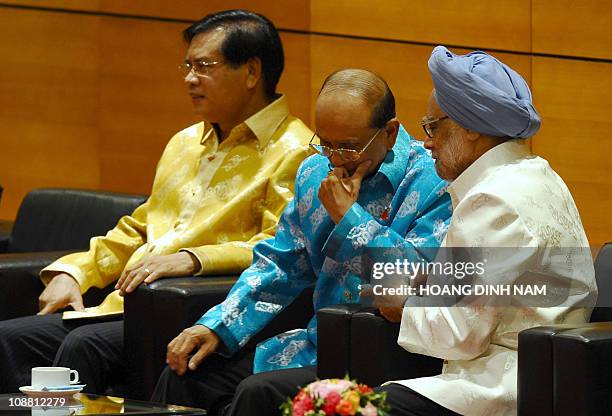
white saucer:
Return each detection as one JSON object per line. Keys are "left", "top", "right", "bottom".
{"left": 19, "top": 385, "right": 86, "bottom": 398}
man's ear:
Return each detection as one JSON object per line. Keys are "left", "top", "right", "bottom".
{"left": 245, "top": 57, "right": 262, "bottom": 90}
{"left": 384, "top": 118, "right": 400, "bottom": 149}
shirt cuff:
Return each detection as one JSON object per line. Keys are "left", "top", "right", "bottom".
{"left": 180, "top": 245, "right": 253, "bottom": 276}
{"left": 322, "top": 202, "right": 373, "bottom": 260}
{"left": 178, "top": 248, "right": 205, "bottom": 275}
{"left": 40, "top": 262, "right": 88, "bottom": 294}
{"left": 196, "top": 315, "right": 240, "bottom": 356}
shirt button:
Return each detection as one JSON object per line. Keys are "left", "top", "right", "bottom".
{"left": 148, "top": 244, "right": 156, "bottom": 253}
{"left": 174, "top": 220, "right": 181, "bottom": 229}
{"left": 208, "top": 155, "right": 216, "bottom": 161}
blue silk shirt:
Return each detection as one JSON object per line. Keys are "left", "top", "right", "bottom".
{"left": 198, "top": 125, "right": 452, "bottom": 373}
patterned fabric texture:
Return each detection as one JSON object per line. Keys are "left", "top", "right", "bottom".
{"left": 395, "top": 140, "right": 597, "bottom": 416}
{"left": 199, "top": 125, "right": 452, "bottom": 373}
{"left": 41, "top": 96, "right": 313, "bottom": 318}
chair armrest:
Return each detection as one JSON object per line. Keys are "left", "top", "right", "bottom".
{"left": 349, "top": 310, "right": 442, "bottom": 386}
{"left": 123, "top": 276, "right": 314, "bottom": 399}
{"left": 0, "top": 250, "right": 75, "bottom": 320}
{"left": 551, "top": 322, "right": 612, "bottom": 416}
{"left": 517, "top": 324, "right": 586, "bottom": 416}
{"left": 0, "top": 250, "right": 114, "bottom": 320}
{"left": 123, "top": 275, "right": 237, "bottom": 399}
{"left": 0, "top": 220, "right": 13, "bottom": 253}
{"left": 317, "top": 304, "right": 374, "bottom": 380}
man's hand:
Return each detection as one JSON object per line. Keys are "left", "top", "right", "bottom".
{"left": 166, "top": 325, "right": 220, "bottom": 376}
{"left": 318, "top": 160, "right": 372, "bottom": 223}
{"left": 379, "top": 306, "right": 403, "bottom": 323}
{"left": 115, "top": 252, "right": 200, "bottom": 295}
{"left": 38, "top": 273, "right": 84, "bottom": 315}
{"left": 360, "top": 279, "right": 407, "bottom": 324}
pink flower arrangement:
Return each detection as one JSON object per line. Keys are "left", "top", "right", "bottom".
{"left": 280, "top": 378, "right": 390, "bottom": 416}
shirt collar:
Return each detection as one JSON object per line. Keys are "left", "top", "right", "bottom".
{"left": 245, "top": 94, "right": 290, "bottom": 148}
{"left": 199, "top": 95, "right": 290, "bottom": 148}
{"left": 448, "top": 139, "right": 531, "bottom": 207}
{"left": 372, "top": 124, "right": 412, "bottom": 192}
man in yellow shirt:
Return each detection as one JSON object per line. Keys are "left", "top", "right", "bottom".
{"left": 0, "top": 10, "right": 311, "bottom": 394}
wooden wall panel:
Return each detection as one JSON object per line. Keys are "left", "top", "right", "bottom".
{"left": 96, "top": 17, "right": 196, "bottom": 193}
{"left": 99, "top": 0, "right": 311, "bottom": 30}
{"left": 531, "top": 57, "right": 612, "bottom": 245}
{"left": 310, "top": 37, "right": 531, "bottom": 140}
{"left": 277, "top": 33, "right": 311, "bottom": 125}
{"left": 532, "top": 0, "right": 612, "bottom": 60}
{"left": 0, "top": 0, "right": 101, "bottom": 11}
{"left": 1, "top": 1, "right": 610, "bottom": 246}
{"left": 2, "top": 0, "right": 310, "bottom": 29}
{"left": 0, "top": 8, "right": 101, "bottom": 219}
{"left": 311, "top": 0, "right": 531, "bottom": 52}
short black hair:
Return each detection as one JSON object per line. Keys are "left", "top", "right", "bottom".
{"left": 370, "top": 84, "right": 396, "bottom": 129}
{"left": 184, "top": 10, "right": 284, "bottom": 99}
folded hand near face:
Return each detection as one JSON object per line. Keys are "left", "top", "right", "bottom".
{"left": 115, "top": 252, "right": 200, "bottom": 295}
{"left": 166, "top": 325, "right": 220, "bottom": 375}
{"left": 318, "top": 160, "right": 372, "bottom": 224}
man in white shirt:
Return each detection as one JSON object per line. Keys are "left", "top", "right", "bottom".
{"left": 376, "top": 46, "right": 597, "bottom": 416}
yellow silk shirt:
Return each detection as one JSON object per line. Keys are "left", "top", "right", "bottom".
{"left": 40, "top": 96, "right": 313, "bottom": 318}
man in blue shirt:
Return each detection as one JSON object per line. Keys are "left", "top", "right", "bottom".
{"left": 152, "top": 69, "right": 452, "bottom": 415}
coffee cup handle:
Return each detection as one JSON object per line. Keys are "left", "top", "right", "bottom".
{"left": 70, "top": 369, "right": 79, "bottom": 384}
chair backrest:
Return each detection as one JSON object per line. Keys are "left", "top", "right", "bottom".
{"left": 590, "top": 242, "right": 612, "bottom": 322}
{"left": 8, "top": 188, "right": 147, "bottom": 253}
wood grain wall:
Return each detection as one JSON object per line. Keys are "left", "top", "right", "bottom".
{"left": 0, "top": 1, "right": 610, "bottom": 245}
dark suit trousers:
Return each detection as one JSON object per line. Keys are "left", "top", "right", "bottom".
{"left": 152, "top": 350, "right": 317, "bottom": 416}
{"left": 0, "top": 313, "right": 124, "bottom": 394}
{"left": 153, "top": 358, "right": 459, "bottom": 416}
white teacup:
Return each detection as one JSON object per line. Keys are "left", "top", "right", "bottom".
{"left": 31, "top": 367, "right": 79, "bottom": 389}
{"left": 31, "top": 407, "right": 71, "bottom": 416}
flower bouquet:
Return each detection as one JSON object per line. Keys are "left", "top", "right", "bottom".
{"left": 280, "top": 378, "right": 390, "bottom": 416}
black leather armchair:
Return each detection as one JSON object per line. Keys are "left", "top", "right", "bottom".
{"left": 0, "top": 221, "right": 11, "bottom": 253}
{"left": 124, "top": 279, "right": 314, "bottom": 400}
{"left": 317, "top": 305, "right": 443, "bottom": 385}
{"left": 123, "top": 280, "right": 438, "bottom": 399}
{"left": 0, "top": 184, "right": 11, "bottom": 252}
{"left": 0, "top": 188, "right": 147, "bottom": 320}
{"left": 317, "top": 243, "right": 611, "bottom": 416}
{"left": 517, "top": 242, "right": 612, "bottom": 416}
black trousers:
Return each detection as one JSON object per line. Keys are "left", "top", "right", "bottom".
{"left": 152, "top": 355, "right": 458, "bottom": 416}
{"left": 0, "top": 313, "right": 124, "bottom": 394}
{"left": 152, "top": 350, "right": 317, "bottom": 416}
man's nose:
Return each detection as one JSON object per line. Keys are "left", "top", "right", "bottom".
{"left": 423, "top": 137, "right": 433, "bottom": 150}
{"left": 184, "top": 70, "right": 199, "bottom": 85}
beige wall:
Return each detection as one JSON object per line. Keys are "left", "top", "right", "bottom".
{"left": 0, "top": 0, "right": 610, "bottom": 245}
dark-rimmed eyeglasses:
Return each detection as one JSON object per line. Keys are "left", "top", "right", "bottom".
{"left": 421, "top": 116, "right": 448, "bottom": 139}
{"left": 309, "top": 129, "right": 382, "bottom": 162}
{"left": 179, "top": 59, "right": 224, "bottom": 78}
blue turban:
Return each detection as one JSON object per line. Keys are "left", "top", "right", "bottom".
{"left": 428, "top": 46, "right": 540, "bottom": 138}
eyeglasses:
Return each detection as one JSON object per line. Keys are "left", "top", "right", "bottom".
{"left": 309, "top": 128, "right": 382, "bottom": 162}
{"left": 421, "top": 116, "right": 448, "bottom": 139}
{"left": 178, "top": 59, "right": 224, "bottom": 78}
